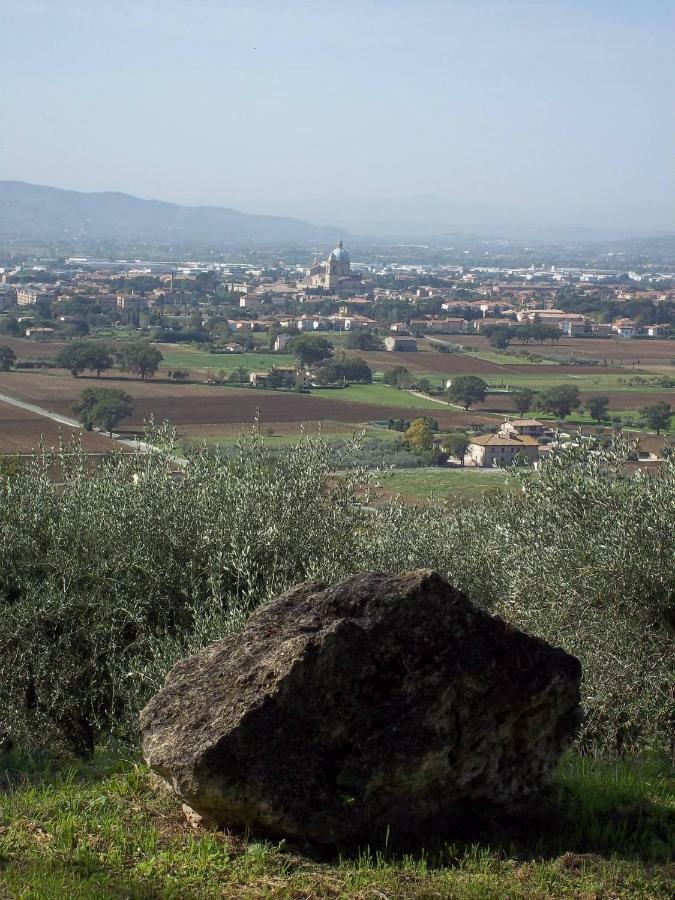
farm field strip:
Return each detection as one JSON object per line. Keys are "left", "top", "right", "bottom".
{"left": 157, "top": 345, "right": 296, "bottom": 372}
{"left": 451, "top": 334, "right": 675, "bottom": 365}
{"left": 309, "top": 382, "right": 445, "bottom": 409}
{"left": 0, "top": 371, "right": 500, "bottom": 431}
{"left": 375, "top": 467, "right": 511, "bottom": 502}
{"left": 0, "top": 399, "right": 116, "bottom": 454}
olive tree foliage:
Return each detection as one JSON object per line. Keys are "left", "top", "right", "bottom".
{"left": 0, "top": 429, "right": 672, "bottom": 758}
{"left": 0, "top": 427, "right": 379, "bottom": 756}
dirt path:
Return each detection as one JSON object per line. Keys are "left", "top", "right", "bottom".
{"left": 0, "top": 390, "right": 82, "bottom": 429}
{"left": 0, "top": 390, "right": 186, "bottom": 464}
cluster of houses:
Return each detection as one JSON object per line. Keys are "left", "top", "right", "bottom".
{"left": 2, "top": 243, "right": 673, "bottom": 344}
{"left": 437, "top": 418, "right": 662, "bottom": 468}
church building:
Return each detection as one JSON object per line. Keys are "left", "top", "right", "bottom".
{"left": 303, "top": 241, "right": 364, "bottom": 293}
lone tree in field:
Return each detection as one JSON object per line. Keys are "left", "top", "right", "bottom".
{"left": 288, "top": 334, "right": 333, "bottom": 367}
{"left": 404, "top": 418, "right": 434, "bottom": 452}
{"left": 446, "top": 375, "right": 488, "bottom": 410}
{"left": 73, "top": 388, "right": 133, "bottom": 436}
{"left": 0, "top": 345, "right": 16, "bottom": 371}
{"left": 444, "top": 432, "right": 470, "bottom": 466}
{"left": 116, "top": 342, "right": 163, "bottom": 380}
{"left": 639, "top": 401, "right": 672, "bottom": 435}
{"left": 56, "top": 340, "right": 113, "bottom": 378}
{"left": 539, "top": 385, "right": 581, "bottom": 420}
{"left": 587, "top": 395, "right": 610, "bottom": 424}
{"left": 383, "top": 366, "right": 413, "bottom": 389}
{"left": 511, "top": 388, "right": 536, "bottom": 417}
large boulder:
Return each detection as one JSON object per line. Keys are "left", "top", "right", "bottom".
{"left": 141, "top": 570, "right": 582, "bottom": 844}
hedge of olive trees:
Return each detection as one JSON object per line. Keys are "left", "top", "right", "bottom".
{"left": 0, "top": 427, "right": 672, "bottom": 758}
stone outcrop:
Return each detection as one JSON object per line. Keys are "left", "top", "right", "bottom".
{"left": 141, "top": 570, "right": 582, "bottom": 843}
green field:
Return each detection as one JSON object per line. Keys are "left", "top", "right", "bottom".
{"left": 309, "top": 382, "right": 447, "bottom": 409}
{"left": 1, "top": 752, "right": 671, "bottom": 899}
{"left": 480, "top": 372, "right": 675, "bottom": 391}
{"left": 158, "top": 344, "right": 295, "bottom": 373}
{"left": 379, "top": 467, "right": 511, "bottom": 501}
{"left": 460, "top": 348, "right": 559, "bottom": 366}
{"left": 181, "top": 426, "right": 399, "bottom": 450}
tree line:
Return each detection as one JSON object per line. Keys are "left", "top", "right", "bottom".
{"left": 55, "top": 340, "right": 164, "bottom": 380}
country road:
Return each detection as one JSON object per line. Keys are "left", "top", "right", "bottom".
{"left": 0, "top": 390, "right": 82, "bottom": 429}
{"left": 0, "top": 390, "right": 187, "bottom": 465}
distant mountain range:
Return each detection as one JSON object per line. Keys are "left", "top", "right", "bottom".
{"left": 0, "top": 182, "right": 347, "bottom": 244}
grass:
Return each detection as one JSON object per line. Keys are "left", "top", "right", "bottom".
{"left": 378, "top": 467, "right": 512, "bottom": 501}
{"left": 526, "top": 409, "right": 675, "bottom": 435}
{"left": 479, "top": 372, "right": 675, "bottom": 391}
{"left": 181, "top": 427, "right": 399, "bottom": 450}
{"left": 459, "top": 348, "right": 560, "bottom": 366}
{"left": 309, "top": 382, "right": 446, "bottom": 410}
{"left": 157, "top": 345, "right": 295, "bottom": 374}
{"left": 0, "top": 753, "right": 671, "bottom": 898}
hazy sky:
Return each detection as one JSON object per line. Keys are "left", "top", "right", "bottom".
{"left": 2, "top": 0, "right": 674, "bottom": 230}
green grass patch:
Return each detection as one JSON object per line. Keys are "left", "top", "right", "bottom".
{"left": 181, "top": 427, "right": 399, "bottom": 450}
{"left": 309, "top": 382, "right": 446, "bottom": 410}
{"left": 480, "top": 372, "right": 675, "bottom": 391}
{"left": 157, "top": 344, "right": 295, "bottom": 374}
{"left": 461, "top": 348, "right": 560, "bottom": 366}
{"left": 0, "top": 752, "right": 671, "bottom": 898}
{"left": 528, "top": 409, "right": 675, "bottom": 434}
{"left": 379, "top": 467, "right": 512, "bottom": 501}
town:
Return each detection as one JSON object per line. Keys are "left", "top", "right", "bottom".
{"left": 1, "top": 236, "right": 673, "bottom": 500}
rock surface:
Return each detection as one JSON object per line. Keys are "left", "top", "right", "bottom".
{"left": 141, "top": 570, "right": 582, "bottom": 843}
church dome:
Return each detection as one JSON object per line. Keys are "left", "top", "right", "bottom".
{"left": 330, "top": 240, "right": 350, "bottom": 263}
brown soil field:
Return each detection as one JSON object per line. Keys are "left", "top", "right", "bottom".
{"left": 457, "top": 335, "right": 675, "bottom": 367}
{"left": 0, "top": 371, "right": 498, "bottom": 432}
{"left": 0, "top": 400, "right": 117, "bottom": 454}
{"left": 349, "top": 349, "right": 625, "bottom": 378}
{"left": 352, "top": 349, "right": 507, "bottom": 376}
{"left": 0, "top": 336, "right": 66, "bottom": 360}
{"left": 180, "top": 421, "right": 363, "bottom": 439}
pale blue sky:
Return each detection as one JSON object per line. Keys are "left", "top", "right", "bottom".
{"left": 2, "top": 0, "right": 674, "bottom": 230}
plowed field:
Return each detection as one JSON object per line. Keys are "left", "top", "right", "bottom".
{"left": 0, "top": 400, "right": 117, "bottom": 453}
{"left": 0, "top": 336, "right": 66, "bottom": 360}
{"left": 347, "top": 349, "right": 626, "bottom": 378}
{"left": 457, "top": 335, "right": 674, "bottom": 367}
{"left": 0, "top": 371, "right": 499, "bottom": 432}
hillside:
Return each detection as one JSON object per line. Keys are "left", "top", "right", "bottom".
{"left": 0, "top": 181, "right": 346, "bottom": 244}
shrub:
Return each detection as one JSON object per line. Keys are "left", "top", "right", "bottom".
{"left": 0, "top": 431, "right": 672, "bottom": 758}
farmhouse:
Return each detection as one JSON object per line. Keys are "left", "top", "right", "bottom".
{"left": 500, "top": 418, "right": 546, "bottom": 438}
{"left": 211, "top": 343, "right": 244, "bottom": 354}
{"left": 645, "top": 324, "right": 670, "bottom": 337}
{"left": 466, "top": 433, "right": 540, "bottom": 467}
{"left": 384, "top": 336, "right": 418, "bottom": 352}
{"left": 612, "top": 318, "right": 639, "bottom": 338}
